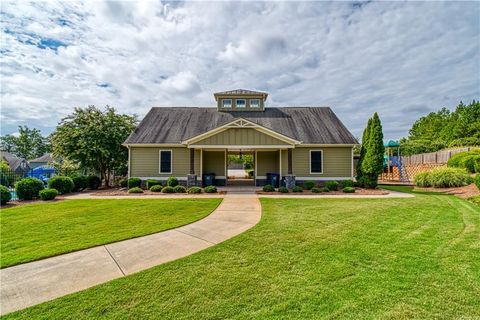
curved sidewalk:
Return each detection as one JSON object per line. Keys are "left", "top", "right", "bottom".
{"left": 0, "top": 194, "right": 261, "bottom": 315}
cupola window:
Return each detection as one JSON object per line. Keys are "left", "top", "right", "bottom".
{"left": 222, "top": 99, "right": 232, "bottom": 108}
{"left": 250, "top": 99, "right": 260, "bottom": 108}
{"left": 236, "top": 99, "right": 246, "bottom": 108}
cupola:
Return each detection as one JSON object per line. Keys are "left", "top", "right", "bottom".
{"left": 214, "top": 89, "right": 268, "bottom": 112}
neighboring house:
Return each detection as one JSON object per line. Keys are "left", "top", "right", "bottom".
{"left": 29, "top": 153, "right": 54, "bottom": 169}
{"left": 0, "top": 151, "right": 30, "bottom": 175}
{"left": 123, "top": 89, "right": 358, "bottom": 187}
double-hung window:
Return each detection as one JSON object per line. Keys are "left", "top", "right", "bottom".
{"left": 310, "top": 150, "right": 323, "bottom": 174}
{"left": 159, "top": 150, "right": 172, "bottom": 174}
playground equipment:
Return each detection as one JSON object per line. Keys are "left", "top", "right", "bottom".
{"left": 383, "top": 140, "right": 409, "bottom": 181}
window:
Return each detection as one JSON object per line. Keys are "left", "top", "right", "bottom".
{"left": 222, "top": 99, "right": 232, "bottom": 108}
{"left": 310, "top": 150, "right": 323, "bottom": 174}
{"left": 250, "top": 99, "right": 260, "bottom": 108}
{"left": 159, "top": 150, "right": 172, "bottom": 173}
{"left": 236, "top": 99, "right": 246, "bottom": 108}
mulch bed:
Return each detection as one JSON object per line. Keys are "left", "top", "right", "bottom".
{"left": 91, "top": 188, "right": 224, "bottom": 196}
{"left": 256, "top": 188, "right": 389, "bottom": 195}
{"left": 414, "top": 184, "right": 480, "bottom": 199}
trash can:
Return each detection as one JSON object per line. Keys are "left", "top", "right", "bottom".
{"left": 202, "top": 173, "right": 215, "bottom": 187}
{"left": 266, "top": 173, "right": 280, "bottom": 188}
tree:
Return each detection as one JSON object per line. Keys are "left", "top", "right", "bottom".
{"left": 357, "top": 113, "right": 385, "bottom": 188}
{"left": 0, "top": 126, "right": 51, "bottom": 159}
{"left": 356, "top": 118, "right": 372, "bottom": 183}
{"left": 51, "top": 106, "right": 137, "bottom": 187}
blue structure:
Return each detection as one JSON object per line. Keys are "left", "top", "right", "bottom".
{"left": 384, "top": 140, "right": 409, "bottom": 181}
{"left": 27, "top": 166, "right": 55, "bottom": 183}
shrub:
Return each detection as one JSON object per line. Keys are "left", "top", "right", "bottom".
{"left": 119, "top": 178, "right": 128, "bottom": 188}
{"left": 87, "top": 175, "right": 102, "bottom": 190}
{"left": 15, "top": 177, "right": 44, "bottom": 200}
{"left": 166, "top": 177, "right": 179, "bottom": 187}
{"left": 340, "top": 180, "right": 355, "bottom": 188}
{"left": 357, "top": 175, "right": 378, "bottom": 189}
{"left": 204, "top": 186, "right": 217, "bottom": 193}
{"left": 320, "top": 187, "right": 330, "bottom": 192}
{"left": 71, "top": 175, "right": 88, "bottom": 192}
{"left": 127, "top": 177, "right": 141, "bottom": 189}
{"left": 303, "top": 181, "right": 315, "bottom": 190}
{"left": 39, "top": 188, "right": 59, "bottom": 200}
{"left": 187, "top": 186, "right": 202, "bottom": 194}
{"left": 414, "top": 167, "right": 472, "bottom": 188}
{"left": 292, "top": 185, "right": 303, "bottom": 193}
{"left": 128, "top": 187, "right": 143, "bottom": 193}
{"left": 278, "top": 186, "right": 289, "bottom": 193}
{"left": 149, "top": 185, "right": 163, "bottom": 192}
{"left": 311, "top": 187, "right": 321, "bottom": 193}
{"left": 161, "top": 186, "right": 175, "bottom": 193}
{"left": 475, "top": 174, "right": 480, "bottom": 190}
{"left": 174, "top": 185, "right": 187, "bottom": 193}
{"left": 146, "top": 179, "right": 161, "bottom": 189}
{"left": 48, "top": 176, "right": 74, "bottom": 194}
{"left": 262, "top": 184, "right": 275, "bottom": 192}
{"left": 0, "top": 185, "right": 11, "bottom": 204}
{"left": 325, "top": 181, "right": 339, "bottom": 191}
{"left": 447, "top": 150, "right": 480, "bottom": 173}
{"left": 342, "top": 187, "right": 355, "bottom": 193}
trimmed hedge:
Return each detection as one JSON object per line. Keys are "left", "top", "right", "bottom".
{"left": 187, "top": 186, "right": 202, "bottom": 194}
{"left": 71, "top": 175, "right": 88, "bottom": 192}
{"left": 447, "top": 150, "right": 480, "bottom": 173}
{"left": 262, "top": 184, "right": 275, "bottom": 192}
{"left": 146, "top": 179, "right": 161, "bottom": 189}
{"left": 48, "top": 176, "right": 74, "bottom": 194}
{"left": 0, "top": 185, "right": 11, "bottom": 205}
{"left": 278, "top": 186, "right": 289, "bottom": 193}
{"left": 204, "top": 186, "right": 217, "bottom": 193}
{"left": 414, "top": 167, "right": 472, "bottom": 188}
{"left": 311, "top": 187, "right": 321, "bottom": 193}
{"left": 15, "top": 177, "right": 44, "bottom": 200}
{"left": 342, "top": 187, "right": 355, "bottom": 193}
{"left": 292, "top": 185, "right": 303, "bottom": 193}
{"left": 166, "top": 177, "right": 179, "bottom": 187}
{"left": 174, "top": 185, "right": 187, "bottom": 193}
{"left": 161, "top": 186, "right": 175, "bottom": 193}
{"left": 39, "top": 188, "right": 59, "bottom": 200}
{"left": 150, "top": 185, "right": 163, "bottom": 192}
{"left": 303, "top": 181, "right": 315, "bottom": 190}
{"left": 127, "top": 177, "right": 141, "bottom": 189}
{"left": 340, "top": 180, "right": 355, "bottom": 188}
{"left": 87, "top": 175, "right": 101, "bottom": 190}
{"left": 325, "top": 181, "right": 339, "bottom": 191}
{"left": 128, "top": 187, "right": 143, "bottom": 193}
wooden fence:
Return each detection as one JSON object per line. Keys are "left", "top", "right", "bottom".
{"left": 380, "top": 147, "right": 475, "bottom": 183}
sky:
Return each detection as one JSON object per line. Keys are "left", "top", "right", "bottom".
{"left": 1, "top": 1, "right": 479, "bottom": 140}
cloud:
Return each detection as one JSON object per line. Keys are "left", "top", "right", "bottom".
{"left": 0, "top": 1, "right": 478, "bottom": 140}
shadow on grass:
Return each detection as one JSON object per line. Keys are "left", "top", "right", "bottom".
{"left": 379, "top": 185, "right": 451, "bottom": 196}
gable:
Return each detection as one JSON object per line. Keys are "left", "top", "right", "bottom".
{"left": 189, "top": 128, "right": 292, "bottom": 146}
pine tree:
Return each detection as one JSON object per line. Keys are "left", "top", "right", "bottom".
{"left": 362, "top": 112, "right": 385, "bottom": 188}
{"left": 356, "top": 117, "right": 372, "bottom": 182}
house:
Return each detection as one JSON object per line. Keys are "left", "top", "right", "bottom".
{"left": 0, "top": 151, "right": 30, "bottom": 175}
{"left": 123, "top": 89, "right": 358, "bottom": 187}
{"left": 29, "top": 153, "right": 54, "bottom": 169}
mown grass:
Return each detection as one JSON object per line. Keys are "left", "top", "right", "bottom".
{"left": 4, "top": 190, "right": 480, "bottom": 319}
{"left": 0, "top": 199, "right": 221, "bottom": 268}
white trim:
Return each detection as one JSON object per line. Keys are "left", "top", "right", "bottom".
{"left": 257, "top": 175, "right": 266, "bottom": 179}
{"left": 351, "top": 148, "right": 354, "bottom": 178}
{"left": 279, "top": 149, "right": 282, "bottom": 181}
{"left": 159, "top": 149, "right": 172, "bottom": 174}
{"left": 183, "top": 118, "right": 301, "bottom": 145}
{"left": 309, "top": 150, "right": 324, "bottom": 174}
{"left": 254, "top": 150, "right": 257, "bottom": 182}
{"left": 136, "top": 176, "right": 191, "bottom": 180}
{"left": 299, "top": 144, "right": 357, "bottom": 147}
{"left": 296, "top": 177, "right": 352, "bottom": 181}
{"left": 123, "top": 143, "right": 184, "bottom": 147}
{"left": 127, "top": 146, "right": 131, "bottom": 178}
{"left": 188, "top": 145, "right": 294, "bottom": 149}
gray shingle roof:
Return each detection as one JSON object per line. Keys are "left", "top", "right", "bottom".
{"left": 124, "top": 107, "right": 358, "bottom": 145}
{"left": 29, "top": 153, "right": 53, "bottom": 163}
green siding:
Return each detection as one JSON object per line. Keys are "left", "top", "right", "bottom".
{"left": 256, "top": 151, "right": 280, "bottom": 177}
{"left": 291, "top": 147, "right": 352, "bottom": 178}
{"left": 192, "top": 128, "right": 289, "bottom": 146}
{"left": 203, "top": 151, "right": 226, "bottom": 177}
{"left": 130, "top": 147, "right": 200, "bottom": 178}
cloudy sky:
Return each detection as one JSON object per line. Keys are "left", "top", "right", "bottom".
{"left": 1, "top": 1, "right": 479, "bottom": 139}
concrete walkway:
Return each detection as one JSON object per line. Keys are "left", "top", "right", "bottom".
{"left": 0, "top": 194, "right": 261, "bottom": 315}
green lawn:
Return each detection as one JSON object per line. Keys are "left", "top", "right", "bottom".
{"left": 5, "top": 189, "right": 480, "bottom": 319}
{"left": 0, "top": 199, "right": 221, "bottom": 268}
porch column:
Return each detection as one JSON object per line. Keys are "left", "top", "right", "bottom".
{"left": 285, "top": 148, "right": 296, "bottom": 189}
{"left": 187, "top": 148, "right": 197, "bottom": 187}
